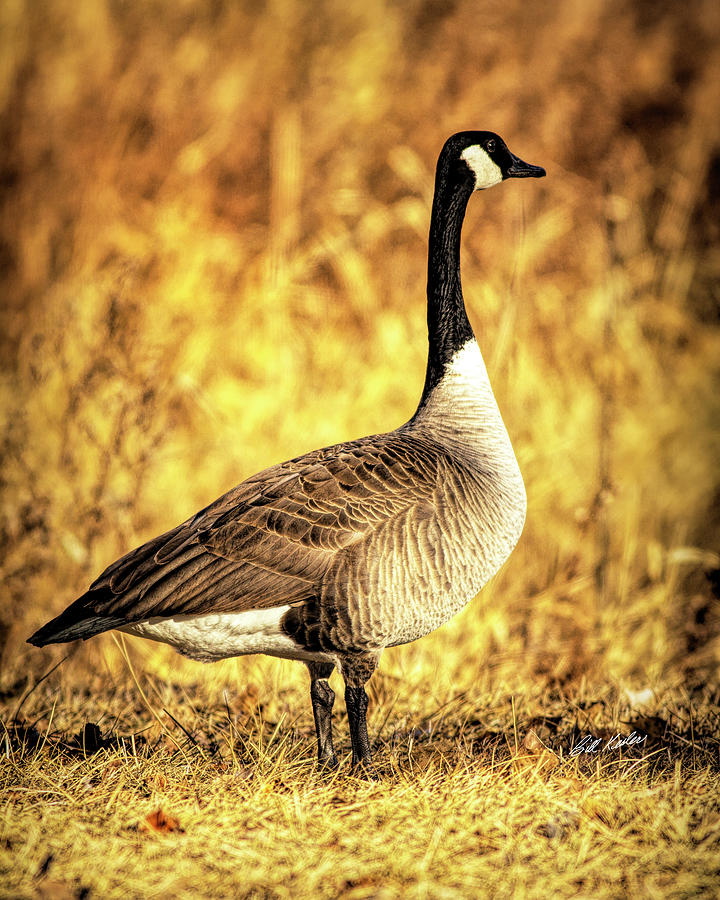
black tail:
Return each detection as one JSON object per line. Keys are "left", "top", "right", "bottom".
{"left": 27, "top": 521, "right": 191, "bottom": 647}
{"left": 27, "top": 592, "right": 128, "bottom": 646}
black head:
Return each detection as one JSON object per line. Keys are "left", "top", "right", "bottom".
{"left": 438, "top": 131, "right": 546, "bottom": 191}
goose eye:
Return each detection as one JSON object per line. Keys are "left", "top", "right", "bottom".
{"left": 486, "top": 139, "right": 496, "bottom": 153}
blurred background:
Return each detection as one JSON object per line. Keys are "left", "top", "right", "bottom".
{"left": 1, "top": 0, "right": 719, "bottom": 710}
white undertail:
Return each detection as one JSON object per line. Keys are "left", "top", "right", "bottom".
{"left": 120, "top": 607, "right": 335, "bottom": 664}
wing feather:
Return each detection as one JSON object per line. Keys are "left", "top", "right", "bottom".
{"left": 29, "top": 432, "right": 445, "bottom": 644}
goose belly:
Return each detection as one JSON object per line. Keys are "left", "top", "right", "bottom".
{"left": 344, "top": 469, "right": 526, "bottom": 649}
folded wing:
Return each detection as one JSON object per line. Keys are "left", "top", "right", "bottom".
{"left": 28, "top": 432, "right": 442, "bottom": 645}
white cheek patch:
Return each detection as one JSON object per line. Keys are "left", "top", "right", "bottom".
{"left": 461, "top": 145, "right": 503, "bottom": 190}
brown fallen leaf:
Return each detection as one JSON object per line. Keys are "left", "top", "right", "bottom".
{"left": 516, "top": 729, "right": 562, "bottom": 773}
{"left": 34, "top": 879, "right": 76, "bottom": 900}
{"left": 140, "top": 808, "right": 185, "bottom": 834}
{"left": 523, "top": 729, "right": 547, "bottom": 753}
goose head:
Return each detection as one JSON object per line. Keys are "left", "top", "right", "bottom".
{"left": 441, "top": 131, "right": 546, "bottom": 192}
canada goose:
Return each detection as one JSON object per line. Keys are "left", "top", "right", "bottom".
{"left": 29, "top": 132, "right": 545, "bottom": 776}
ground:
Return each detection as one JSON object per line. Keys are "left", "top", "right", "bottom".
{"left": 2, "top": 0, "right": 720, "bottom": 896}
{"left": 2, "top": 639, "right": 720, "bottom": 898}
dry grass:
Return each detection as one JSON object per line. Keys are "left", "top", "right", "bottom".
{"left": 1, "top": 0, "right": 720, "bottom": 896}
{"left": 2, "top": 669, "right": 720, "bottom": 899}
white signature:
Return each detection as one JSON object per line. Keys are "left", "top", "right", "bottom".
{"left": 569, "top": 731, "right": 647, "bottom": 757}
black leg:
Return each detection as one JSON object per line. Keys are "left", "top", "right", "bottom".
{"left": 345, "top": 685, "right": 376, "bottom": 776}
{"left": 341, "top": 653, "right": 380, "bottom": 779}
{"left": 306, "top": 662, "right": 338, "bottom": 769}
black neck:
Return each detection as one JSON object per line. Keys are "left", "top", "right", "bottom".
{"left": 416, "top": 162, "right": 475, "bottom": 408}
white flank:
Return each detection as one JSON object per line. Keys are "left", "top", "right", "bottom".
{"left": 461, "top": 145, "right": 503, "bottom": 190}
{"left": 120, "top": 606, "right": 335, "bottom": 664}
